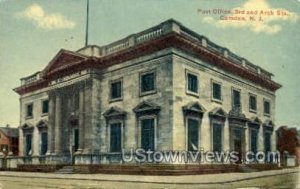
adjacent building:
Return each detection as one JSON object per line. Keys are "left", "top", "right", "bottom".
{"left": 277, "top": 126, "right": 300, "bottom": 166}
{"left": 0, "top": 125, "right": 19, "bottom": 156}
{"left": 13, "top": 19, "right": 281, "bottom": 165}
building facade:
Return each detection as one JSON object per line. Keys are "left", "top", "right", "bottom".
{"left": 14, "top": 19, "right": 281, "bottom": 165}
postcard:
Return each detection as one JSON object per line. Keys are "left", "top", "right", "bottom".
{"left": 0, "top": 0, "right": 299, "bottom": 188}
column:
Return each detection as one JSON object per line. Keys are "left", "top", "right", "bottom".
{"left": 46, "top": 94, "right": 55, "bottom": 155}
{"left": 223, "top": 118, "right": 230, "bottom": 152}
{"left": 271, "top": 130, "right": 277, "bottom": 164}
{"left": 67, "top": 97, "right": 72, "bottom": 154}
{"left": 271, "top": 130, "right": 276, "bottom": 152}
{"left": 244, "top": 124, "right": 249, "bottom": 164}
{"left": 76, "top": 87, "right": 84, "bottom": 154}
{"left": 245, "top": 125, "right": 250, "bottom": 152}
{"left": 54, "top": 93, "right": 62, "bottom": 154}
{"left": 83, "top": 82, "right": 92, "bottom": 154}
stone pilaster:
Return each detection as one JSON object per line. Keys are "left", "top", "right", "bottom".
{"left": 46, "top": 93, "right": 55, "bottom": 155}
{"left": 76, "top": 87, "right": 85, "bottom": 154}
{"left": 258, "top": 124, "right": 264, "bottom": 152}
{"left": 201, "top": 114, "right": 210, "bottom": 151}
{"left": 66, "top": 96, "right": 72, "bottom": 154}
{"left": 83, "top": 81, "right": 92, "bottom": 154}
{"left": 223, "top": 118, "right": 230, "bottom": 151}
{"left": 54, "top": 93, "right": 62, "bottom": 154}
{"left": 245, "top": 124, "right": 250, "bottom": 152}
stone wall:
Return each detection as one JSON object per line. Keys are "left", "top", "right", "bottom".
{"left": 172, "top": 49, "right": 276, "bottom": 154}
{"left": 19, "top": 90, "right": 49, "bottom": 156}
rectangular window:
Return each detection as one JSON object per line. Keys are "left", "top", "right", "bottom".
{"left": 232, "top": 89, "right": 241, "bottom": 109}
{"left": 187, "top": 73, "right": 198, "bottom": 93}
{"left": 140, "top": 72, "right": 155, "bottom": 94}
{"left": 74, "top": 129, "right": 79, "bottom": 152}
{"left": 187, "top": 119, "right": 199, "bottom": 151}
{"left": 264, "top": 132, "right": 272, "bottom": 162}
{"left": 42, "top": 100, "right": 49, "bottom": 114}
{"left": 0, "top": 144, "right": 8, "bottom": 152}
{"left": 212, "top": 82, "right": 222, "bottom": 101}
{"left": 110, "top": 80, "right": 122, "bottom": 100}
{"left": 250, "top": 129, "right": 258, "bottom": 153}
{"left": 12, "top": 138, "right": 18, "bottom": 155}
{"left": 249, "top": 95, "right": 257, "bottom": 112}
{"left": 110, "top": 123, "right": 122, "bottom": 152}
{"left": 212, "top": 123, "right": 222, "bottom": 153}
{"left": 264, "top": 132, "right": 271, "bottom": 153}
{"left": 26, "top": 134, "right": 32, "bottom": 156}
{"left": 40, "top": 132, "right": 48, "bottom": 155}
{"left": 26, "top": 103, "right": 33, "bottom": 118}
{"left": 141, "top": 118, "right": 155, "bottom": 151}
{"left": 264, "top": 100, "right": 270, "bottom": 115}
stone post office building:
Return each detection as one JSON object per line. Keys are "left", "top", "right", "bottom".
{"left": 14, "top": 19, "right": 281, "bottom": 165}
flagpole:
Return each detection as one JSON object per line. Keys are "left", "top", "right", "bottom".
{"left": 85, "top": 0, "right": 89, "bottom": 47}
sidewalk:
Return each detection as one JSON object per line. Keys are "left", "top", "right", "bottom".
{"left": 0, "top": 167, "right": 299, "bottom": 184}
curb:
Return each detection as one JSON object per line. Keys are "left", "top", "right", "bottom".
{"left": 0, "top": 169, "right": 299, "bottom": 185}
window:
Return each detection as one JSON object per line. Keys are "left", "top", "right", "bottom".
{"left": 141, "top": 118, "right": 155, "bottom": 151}
{"left": 110, "top": 79, "right": 122, "bottom": 100}
{"left": 232, "top": 89, "right": 241, "bottom": 109}
{"left": 25, "top": 134, "right": 32, "bottom": 156}
{"left": 42, "top": 100, "right": 49, "bottom": 114}
{"left": 12, "top": 137, "right": 19, "bottom": 155}
{"left": 264, "top": 132, "right": 271, "bottom": 153}
{"left": 0, "top": 144, "right": 8, "bottom": 152}
{"left": 110, "top": 123, "right": 122, "bottom": 152}
{"left": 249, "top": 95, "right": 257, "bottom": 112}
{"left": 26, "top": 103, "right": 33, "bottom": 118}
{"left": 212, "top": 82, "right": 222, "bottom": 101}
{"left": 140, "top": 71, "right": 155, "bottom": 94}
{"left": 187, "top": 118, "right": 199, "bottom": 151}
{"left": 74, "top": 128, "right": 79, "bottom": 152}
{"left": 212, "top": 123, "right": 222, "bottom": 153}
{"left": 250, "top": 129, "right": 258, "bottom": 153}
{"left": 264, "top": 131, "right": 272, "bottom": 162}
{"left": 264, "top": 100, "right": 270, "bottom": 115}
{"left": 11, "top": 137, "right": 19, "bottom": 155}
{"left": 40, "top": 132, "right": 48, "bottom": 155}
{"left": 187, "top": 73, "right": 198, "bottom": 94}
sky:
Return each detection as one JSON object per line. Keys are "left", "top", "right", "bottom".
{"left": 0, "top": 0, "right": 299, "bottom": 128}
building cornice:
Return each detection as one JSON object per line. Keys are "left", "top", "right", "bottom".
{"left": 14, "top": 30, "right": 281, "bottom": 95}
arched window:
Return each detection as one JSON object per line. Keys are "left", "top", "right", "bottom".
{"left": 248, "top": 117, "right": 261, "bottom": 154}
{"left": 37, "top": 120, "right": 48, "bottom": 156}
{"left": 103, "top": 107, "right": 127, "bottom": 153}
{"left": 209, "top": 107, "right": 227, "bottom": 153}
{"left": 182, "top": 102, "right": 206, "bottom": 152}
{"left": 21, "top": 123, "right": 34, "bottom": 156}
{"left": 133, "top": 101, "right": 160, "bottom": 151}
{"left": 263, "top": 120, "right": 274, "bottom": 163}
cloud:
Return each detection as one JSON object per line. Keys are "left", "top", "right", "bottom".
{"left": 202, "top": 0, "right": 298, "bottom": 34}
{"left": 16, "top": 3, "right": 75, "bottom": 30}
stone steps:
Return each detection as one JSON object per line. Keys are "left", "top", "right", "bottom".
{"left": 55, "top": 166, "right": 74, "bottom": 174}
{"left": 239, "top": 164, "right": 256, "bottom": 173}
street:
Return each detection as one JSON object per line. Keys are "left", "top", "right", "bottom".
{"left": 0, "top": 169, "right": 299, "bottom": 189}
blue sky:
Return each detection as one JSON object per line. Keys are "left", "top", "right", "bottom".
{"left": 0, "top": 0, "right": 299, "bottom": 128}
